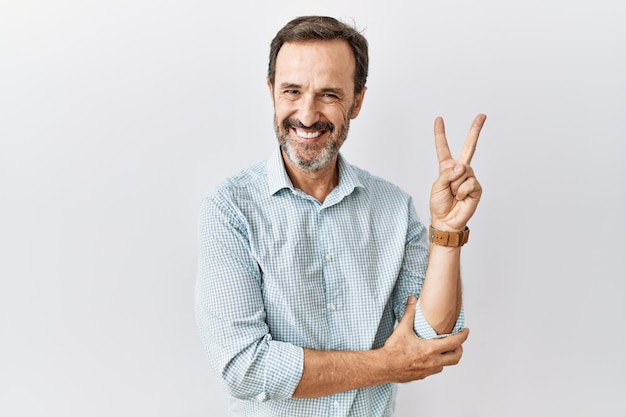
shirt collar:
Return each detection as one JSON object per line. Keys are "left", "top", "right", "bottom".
{"left": 266, "top": 147, "right": 364, "bottom": 197}
{"left": 267, "top": 147, "right": 294, "bottom": 195}
{"left": 335, "top": 152, "right": 364, "bottom": 197}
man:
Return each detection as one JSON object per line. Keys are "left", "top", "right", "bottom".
{"left": 196, "top": 15, "right": 486, "bottom": 416}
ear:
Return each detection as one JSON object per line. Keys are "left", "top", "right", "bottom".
{"left": 349, "top": 86, "right": 367, "bottom": 119}
{"left": 266, "top": 78, "right": 275, "bottom": 103}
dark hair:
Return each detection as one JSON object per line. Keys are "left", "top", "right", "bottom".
{"left": 267, "top": 16, "right": 369, "bottom": 95}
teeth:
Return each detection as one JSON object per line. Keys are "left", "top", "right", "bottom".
{"left": 295, "top": 129, "right": 321, "bottom": 139}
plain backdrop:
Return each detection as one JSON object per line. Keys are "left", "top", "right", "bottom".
{"left": 1, "top": 0, "right": 625, "bottom": 416}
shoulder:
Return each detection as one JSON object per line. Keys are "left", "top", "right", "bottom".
{"left": 202, "top": 160, "right": 269, "bottom": 211}
{"left": 347, "top": 161, "right": 412, "bottom": 203}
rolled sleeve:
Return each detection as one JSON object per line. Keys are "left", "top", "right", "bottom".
{"left": 414, "top": 301, "right": 464, "bottom": 339}
{"left": 264, "top": 341, "right": 304, "bottom": 400}
{"left": 195, "top": 193, "right": 304, "bottom": 401}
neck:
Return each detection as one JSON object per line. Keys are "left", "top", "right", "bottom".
{"left": 282, "top": 152, "right": 339, "bottom": 204}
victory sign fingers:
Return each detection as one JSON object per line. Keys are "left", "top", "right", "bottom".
{"left": 434, "top": 114, "right": 487, "bottom": 167}
{"left": 430, "top": 114, "right": 487, "bottom": 231}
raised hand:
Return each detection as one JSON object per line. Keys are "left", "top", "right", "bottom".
{"left": 430, "top": 114, "right": 487, "bottom": 232}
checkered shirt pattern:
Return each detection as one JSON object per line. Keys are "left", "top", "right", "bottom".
{"left": 195, "top": 148, "right": 464, "bottom": 417}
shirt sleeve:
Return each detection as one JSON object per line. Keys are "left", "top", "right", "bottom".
{"left": 391, "top": 198, "right": 464, "bottom": 339}
{"left": 195, "top": 193, "right": 304, "bottom": 401}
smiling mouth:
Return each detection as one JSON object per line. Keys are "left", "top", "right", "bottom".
{"left": 294, "top": 128, "right": 324, "bottom": 139}
{"left": 283, "top": 118, "right": 334, "bottom": 141}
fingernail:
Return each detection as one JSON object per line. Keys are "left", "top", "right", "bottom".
{"left": 407, "top": 295, "right": 417, "bottom": 305}
{"left": 454, "top": 165, "right": 462, "bottom": 173}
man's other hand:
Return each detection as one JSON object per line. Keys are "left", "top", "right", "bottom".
{"left": 381, "top": 295, "right": 469, "bottom": 383}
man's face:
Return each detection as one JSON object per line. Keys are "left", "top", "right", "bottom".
{"left": 268, "top": 40, "right": 366, "bottom": 172}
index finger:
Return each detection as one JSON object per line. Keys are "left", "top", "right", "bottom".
{"left": 459, "top": 114, "right": 487, "bottom": 165}
{"left": 434, "top": 116, "right": 453, "bottom": 164}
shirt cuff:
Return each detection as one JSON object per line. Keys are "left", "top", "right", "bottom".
{"left": 413, "top": 300, "right": 465, "bottom": 339}
{"left": 264, "top": 341, "right": 304, "bottom": 400}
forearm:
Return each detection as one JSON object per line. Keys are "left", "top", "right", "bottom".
{"left": 422, "top": 114, "right": 486, "bottom": 333}
{"left": 419, "top": 243, "right": 463, "bottom": 334}
{"left": 293, "top": 348, "right": 389, "bottom": 398}
{"left": 294, "top": 296, "right": 469, "bottom": 398}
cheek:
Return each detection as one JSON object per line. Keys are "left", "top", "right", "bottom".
{"left": 330, "top": 106, "right": 351, "bottom": 126}
{"left": 274, "top": 98, "right": 297, "bottom": 113}
{"left": 273, "top": 106, "right": 289, "bottom": 125}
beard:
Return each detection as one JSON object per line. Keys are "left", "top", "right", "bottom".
{"left": 274, "top": 113, "right": 352, "bottom": 173}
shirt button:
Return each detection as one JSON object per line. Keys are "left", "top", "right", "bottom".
{"left": 333, "top": 400, "right": 339, "bottom": 407}
{"left": 328, "top": 303, "right": 336, "bottom": 311}
{"left": 324, "top": 254, "right": 332, "bottom": 261}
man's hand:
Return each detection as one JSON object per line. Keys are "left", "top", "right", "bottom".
{"left": 381, "top": 295, "right": 469, "bottom": 383}
{"left": 430, "top": 114, "right": 487, "bottom": 232}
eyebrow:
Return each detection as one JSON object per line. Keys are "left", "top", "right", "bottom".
{"left": 320, "top": 87, "right": 345, "bottom": 95}
{"left": 279, "top": 83, "right": 302, "bottom": 90}
{"left": 278, "top": 83, "right": 346, "bottom": 95}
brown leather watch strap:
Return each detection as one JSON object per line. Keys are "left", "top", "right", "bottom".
{"left": 428, "top": 225, "right": 470, "bottom": 247}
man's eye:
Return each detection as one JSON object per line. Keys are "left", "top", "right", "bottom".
{"left": 281, "top": 90, "right": 300, "bottom": 100}
{"left": 321, "top": 94, "right": 339, "bottom": 103}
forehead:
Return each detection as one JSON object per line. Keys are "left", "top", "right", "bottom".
{"left": 275, "top": 40, "right": 355, "bottom": 88}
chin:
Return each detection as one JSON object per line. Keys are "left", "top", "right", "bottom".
{"left": 283, "top": 143, "right": 335, "bottom": 172}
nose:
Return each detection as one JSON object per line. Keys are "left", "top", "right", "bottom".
{"left": 297, "top": 94, "right": 319, "bottom": 127}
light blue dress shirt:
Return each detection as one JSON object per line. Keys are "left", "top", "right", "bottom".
{"left": 195, "top": 148, "right": 463, "bottom": 416}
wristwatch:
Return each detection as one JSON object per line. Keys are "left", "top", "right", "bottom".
{"left": 428, "top": 225, "right": 470, "bottom": 247}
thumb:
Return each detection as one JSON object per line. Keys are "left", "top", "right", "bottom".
{"left": 398, "top": 295, "right": 417, "bottom": 329}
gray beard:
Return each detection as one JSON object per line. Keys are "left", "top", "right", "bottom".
{"left": 280, "top": 136, "right": 338, "bottom": 172}
{"left": 275, "top": 117, "right": 350, "bottom": 173}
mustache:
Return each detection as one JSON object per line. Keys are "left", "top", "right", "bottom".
{"left": 283, "top": 118, "right": 335, "bottom": 132}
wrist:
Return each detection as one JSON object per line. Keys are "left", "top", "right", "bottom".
{"left": 429, "top": 219, "right": 466, "bottom": 232}
{"left": 376, "top": 345, "right": 401, "bottom": 384}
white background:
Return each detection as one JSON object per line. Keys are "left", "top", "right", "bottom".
{"left": 2, "top": 0, "right": 625, "bottom": 416}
